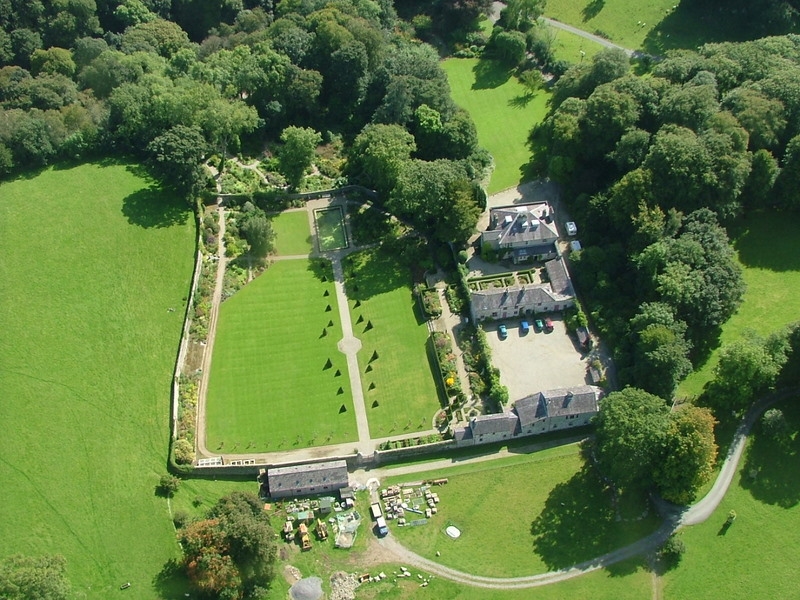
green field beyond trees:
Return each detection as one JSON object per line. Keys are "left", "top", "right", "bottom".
{"left": 345, "top": 247, "right": 440, "bottom": 438}
{"left": 205, "top": 259, "right": 357, "bottom": 451}
{"left": 443, "top": 58, "right": 550, "bottom": 194}
{"left": 679, "top": 212, "right": 800, "bottom": 396}
{"left": 0, "top": 162, "right": 195, "bottom": 597}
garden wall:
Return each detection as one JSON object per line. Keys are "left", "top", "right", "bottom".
{"left": 373, "top": 440, "right": 457, "bottom": 465}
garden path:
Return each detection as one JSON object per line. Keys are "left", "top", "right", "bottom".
{"left": 432, "top": 288, "right": 474, "bottom": 422}
{"left": 330, "top": 255, "right": 372, "bottom": 456}
{"left": 195, "top": 201, "right": 228, "bottom": 459}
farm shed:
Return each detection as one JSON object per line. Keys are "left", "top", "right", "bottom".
{"left": 267, "top": 460, "right": 349, "bottom": 499}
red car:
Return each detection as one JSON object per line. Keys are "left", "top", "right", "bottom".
{"left": 544, "top": 317, "right": 554, "bottom": 332}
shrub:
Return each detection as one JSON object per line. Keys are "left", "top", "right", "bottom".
{"left": 172, "top": 510, "right": 190, "bottom": 529}
{"left": 157, "top": 474, "right": 181, "bottom": 498}
{"left": 658, "top": 534, "right": 686, "bottom": 569}
{"left": 457, "top": 250, "right": 469, "bottom": 264}
{"left": 172, "top": 438, "right": 195, "bottom": 465}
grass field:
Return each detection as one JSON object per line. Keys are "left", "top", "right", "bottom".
{"left": 545, "top": 0, "right": 763, "bottom": 55}
{"left": 314, "top": 206, "right": 348, "bottom": 251}
{"left": 679, "top": 212, "right": 800, "bottom": 397}
{"left": 205, "top": 259, "right": 357, "bottom": 451}
{"left": 662, "top": 399, "right": 800, "bottom": 599}
{"left": 443, "top": 58, "right": 551, "bottom": 194}
{"left": 0, "top": 161, "right": 195, "bottom": 598}
{"left": 270, "top": 210, "right": 312, "bottom": 255}
{"left": 384, "top": 445, "right": 659, "bottom": 577}
{"left": 345, "top": 247, "right": 440, "bottom": 438}
{"left": 547, "top": 22, "right": 605, "bottom": 64}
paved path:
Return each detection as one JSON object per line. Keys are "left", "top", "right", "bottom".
{"left": 541, "top": 17, "right": 638, "bottom": 57}
{"left": 366, "top": 390, "right": 797, "bottom": 588}
{"left": 331, "top": 256, "right": 372, "bottom": 455}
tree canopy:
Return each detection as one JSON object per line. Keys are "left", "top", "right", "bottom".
{"left": 0, "top": 554, "right": 71, "bottom": 600}
{"left": 179, "top": 491, "right": 276, "bottom": 600}
{"left": 592, "top": 388, "right": 718, "bottom": 503}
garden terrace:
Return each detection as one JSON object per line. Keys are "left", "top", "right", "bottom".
{"left": 344, "top": 247, "right": 442, "bottom": 438}
{"left": 205, "top": 258, "right": 358, "bottom": 452}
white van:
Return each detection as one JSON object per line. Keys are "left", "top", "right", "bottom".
{"left": 375, "top": 516, "right": 389, "bottom": 536}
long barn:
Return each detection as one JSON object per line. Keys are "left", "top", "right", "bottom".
{"left": 267, "top": 460, "right": 349, "bottom": 499}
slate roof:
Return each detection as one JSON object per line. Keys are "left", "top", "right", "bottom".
{"left": 482, "top": 203, "right": 559, "bottom": 248}
{"left": 470, "top": 259, "right": 575, "bottom": 317}
{"left": 514, "top": 386, "right": 603, "bottom": 426}
{"left": 514, "top": 395, "right": 547, "bottom": 428}
{"left": 453, "top": 426, "right": 473, "bottom": 442}
{"left": 545, "top": 257, "right": 573, "bottom": 296}
{"left": 268, "top": 460, "right": 348, "bottom": 497}
{"left": 469, "top": 413, "right": 518, "bottom": 436}
{"left": 541, "top": 386, "right": 602, "bottom": 417}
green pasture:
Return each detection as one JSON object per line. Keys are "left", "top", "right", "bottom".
{"left": 206, "top": 259, "right": 357, "bottom": 451}
{"left": 270, "top": 209, "right": 312, "bottom": 256}
{"left": 0, "top": 161, "right": 194, "bottom": 598}
{"left": 443, "top": 58, "right": 551, "bottom": 194}
{"left": 350, "top": 561, "right": 651, "bottom": 600}
{"left": 547, "top": 22, "right": 605, "bottom": 64}
{"left": 314, "top": 206, "right": 348, "bottom": 251}
{"left": 345, "top": 247, "right": 440, "bottom": 438}
{"left": 679, "top": 212, "right": 800, "bottom": 397}
{"left": 545, "top": 0, "right": 760, "bottom": 55}
{"left": 662, "top": 399, "right": 800, "bottom": 599}
{"left": 384, "top": 445, "right": 659, "bottom": 577}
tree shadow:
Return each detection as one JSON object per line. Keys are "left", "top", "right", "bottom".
{"left": 306, "top": 257, "right": 335, "bottom": 283}
{"left": 641, "top": 3, "right": 757, "bottom": 56}
{"left": 729, "top": 212, "right": 800, "bottom": 272}
{"left": 508, "top": 92, "right": 536, "bottom": 109}
{"left": 740, "top": 404, "right": 800, "bottom": 508}
{"left": 153, "top": 558, "right": 191, "bottom": 599}
{"left": 471, "top": 59, "right": 512, "bottom": 90}
{"left": 718, "top": 520, "right": 733, "bottom": 536}
{"left": 582, "top": 0, "right": 605, "bottom": 22}
{"left": 343, "top": 247, "right": 409, "bottom": 300}
{"left": 530, "top": 465, "right": 652, "bottom": 570}
{"left": 121, "top": 186, "right": 189, "bottom": 229}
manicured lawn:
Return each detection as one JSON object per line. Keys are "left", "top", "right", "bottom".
{"left": 384, "top": 445, "right": 660, "bottom": 577}
{"left": 314, "top": 206, "right": 348, "bottom": 251}
{"left": 443, "top": 58, "right": 551, "bottom": 194}
{"left": 205, "top": 259, "right": 357, "bottom": 451}
{"left": 345, "top": 247, "right": 440, "bottom": 437}
{"left": 662, "top": 399, "right": 800, "bottom": 599}
{"left": 270, "top": 209, "right": 312, "bottom": 255}
{"left": 0, "top": 161, "right": 195, "bottom": 598}
{"left": 679, "top": 212, "right": 800, "bottom": 397}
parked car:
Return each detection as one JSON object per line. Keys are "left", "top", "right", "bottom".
{"left": 520, "top": 320, "right": 530, "bottom": 334}
{"left": 565, "top": 221, "right": 577, "bottom": 236}
{"left": 543, "top": 317, "right": 554, "bottom": 332}
{"left": 534, "top": 318, "right": 544, "bottom": 333}
{"left": 498, "top": 324, "right": 508, "bottom": 339}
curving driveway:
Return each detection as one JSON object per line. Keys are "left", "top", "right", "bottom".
{"left": 373, "top": 389, "right": 798, "bottom": 589}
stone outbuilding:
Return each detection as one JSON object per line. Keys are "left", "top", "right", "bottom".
{"left": 266, "top": 460, "right": 349, "bottom": 499}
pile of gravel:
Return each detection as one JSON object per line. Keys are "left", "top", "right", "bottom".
{"left": 329, "top": 571, "right": 359, "bottom": 600}
{"left": 289, "top": 577, "right": 323, "bottom": 600}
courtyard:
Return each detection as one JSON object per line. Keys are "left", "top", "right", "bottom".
{"left": 483, "top": 313, "right": 591, "bottom": 402}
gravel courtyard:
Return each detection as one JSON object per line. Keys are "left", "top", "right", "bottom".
{"left": 483, "top": 313, "right": 591, "bottom": 402}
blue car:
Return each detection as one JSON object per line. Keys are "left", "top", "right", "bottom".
{"left": 520, "top": 321, "right": 530, "bottom": 334}
{"left": 498, "top": 324, "right": 508, "bottom": 339}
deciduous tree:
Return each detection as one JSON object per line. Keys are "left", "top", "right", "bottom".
{"left": 278, "top": 125, "right": 321, "bottom": 189}
{"left": 591, "top": 387, "right": 671, "bottom": 489}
